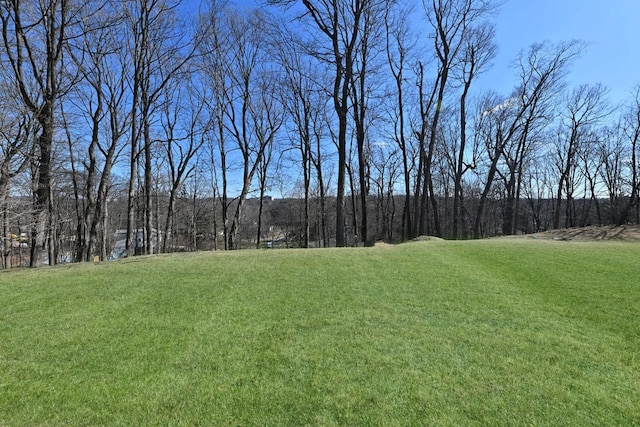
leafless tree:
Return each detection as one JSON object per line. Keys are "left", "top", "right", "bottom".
{"left": 310, "top": 108, "right": 331, "bottom": 247}
{"left": 370, "top": 142, "right": 400, "bottom": 241}
{"left": 89, "top": 36, "right": 130, "bottom": 261}
{"left": 576, "top": 126, "right": 605, "bottom": 226}
{"left": 599, "top": 124, "right": 628, "bottom": 224}
{"left": 472, "top": 40, "right": 584, "bottom": 237}
{"left": 197, "top": 1, "right": 229, "bottom": 248}
{"left": 521, "top": 150, "right": 555, "bottom": 232}
{"left": 124, "top": 0, "right": 200, "bottom": 256}
{"left": 418, "top": 0, "right": 499, "bottom": 237}
{"left": 613, "top": 87, "right": 640, "bottom": 225}
{"left": 0, "top": 74, "right": 35, "bottom": 268}
{"left": 553, "top": 83, "right": 609, "bottom": 228}
{"left": 349, "top": 0, "right": 388, "bottom": 246}
{"left": 504, "top": 41, "right": 584, "bottom": 235}
{"left": 273, "top": 20, "right": 330, "bottom": 248}
{"left": 269, "top": 0, "right": 378, "bottom": 247}
{"left": 384, "top": 1, "right": 416, "bottom": 240}
{"left": 217, "top": 10, "right": 284, "bottom": 250}
{"left": 1, "top": 0, "right": 94, "bottom": 266}
{"left": 451, "top": 22, "right": 496, "bottom": 238}
{"left": 159, "top": 79, "right": 206, "bottom": 253}
{"left": 255, "top": 138, "right": 274, "bottom": 249}
{"left": 63, "top": 4, "right": 129, "bottom": 262}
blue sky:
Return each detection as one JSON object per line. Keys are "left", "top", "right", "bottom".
{"left": 480, "top": 0, "right": 640, "bottom": 102}
{"left": 199, "top": 0, "right": 639, "bottom": 103}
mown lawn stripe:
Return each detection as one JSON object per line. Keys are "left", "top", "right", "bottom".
{"left": 0, "top": 241, "right": 638, "bottom": 425}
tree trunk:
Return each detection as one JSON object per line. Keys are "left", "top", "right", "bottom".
{"left": 30, "top": 118, "right": 53, "bottom": 268}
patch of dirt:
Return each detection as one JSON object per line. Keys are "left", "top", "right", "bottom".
{"left": 517, "top": 225, "right": 640, "bottom": 242}
{"left": 410, "top": 235, "right": 445, "bottom": 242}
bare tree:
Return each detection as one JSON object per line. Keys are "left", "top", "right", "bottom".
{"left": 613, "top": 87, "right": 640, "bottom": 225}
{"left": 255, "top": 138, "right": 274, "bottom": 249}
{"left": 553, "top": 83, "right": 609, "bottom": 229}
{"left": 89, "top": 34, "right": 130, "bottom": 261}
{"left": 274, "top": 21, "right": 329, "bottom": 248}
{"left": 198, "top": 0, "right": 233, "bottom": 249}
{"left": 472, "top": 40, "right": 583, "bottom": 237}
{"left": 418, "top": 0, "right": 498, "bottom": 237}
{"left": 349, "top": 0, "right": 388, "bottom": 246}
{"left": 370, "top": 142, "right": 400, "bottom": 241}
{"left": 311, "top": 109, "right": 331, "bottom": 247}
{"left": 1, "top": 0, "right": 92, "bottom": 266}
{"left": 124, "top": 0, "right": 200, "bottom": 256}
{"left": 269, "top": 0, "right": 376, "bottom": 247}
{"left": 384, "top": 1, "right": 415, "bottom": 240}
{"left": 413, "top": 60, "right": 438, "bottom": 237}
{"left": 159, "top": 80, "right": 206, "bottom": 253}
{"left": 521, "top": 150, "right": 555, "bottom": 232}
{"left": 576, "top": 127, "right": 605, "bottom": 226}
{"left": 0, "top": 74, "right": 34, "bottom": 268}
{"left": 220, "top": 10, "right": 283, "bottom": 249}
{"left": 451, "top": 22, "right": 496, "bottom": 238}
{"left": 504, "top": 41, "right": 584, "bottom": 235}
{"left": 61, "top": 3, "right": 130, "bottom": 262}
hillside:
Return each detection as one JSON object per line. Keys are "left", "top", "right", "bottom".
{"left": 517, "top": 224, "right": 640, "bottom": 241}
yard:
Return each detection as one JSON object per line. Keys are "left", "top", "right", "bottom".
{"left": 0, "top": 240, "right": 638, "bottom": 425}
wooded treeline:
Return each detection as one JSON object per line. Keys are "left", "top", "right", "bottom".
{"left": 1, "top": 0, "right": 638, "bottom": 267}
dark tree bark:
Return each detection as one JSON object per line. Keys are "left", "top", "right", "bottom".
{"left": 614, "top": 87, "right": 640, "bottom": 225}
{"left": 422, "top": 0, "right": 498, "bottom": 237}
{"left": 0, "top": 0, "right": 88, "bottom": 266}
{"left": 453, "top": 23, "right": 496, "bottom": 239}
{"left": 271, "top": 0, "right": 368, "bottom": 247}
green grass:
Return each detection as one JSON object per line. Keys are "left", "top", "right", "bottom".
{"left": 0, "top": 240, "right": 638, "bottom": 426}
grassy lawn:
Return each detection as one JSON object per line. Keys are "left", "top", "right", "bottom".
{"left": 0, "top": 240, "right": 638, "bottom": 426}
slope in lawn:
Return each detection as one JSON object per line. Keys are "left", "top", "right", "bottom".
{"left": 0, "top": 240, "right": 638, "bottom": 426}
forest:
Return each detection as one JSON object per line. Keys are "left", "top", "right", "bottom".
{"left": 1, "top": 0, "right": 638, "bottom": 267}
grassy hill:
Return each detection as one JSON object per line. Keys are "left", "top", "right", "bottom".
{"left": 1, "top": 240, "right": 638, "bottom": 426}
